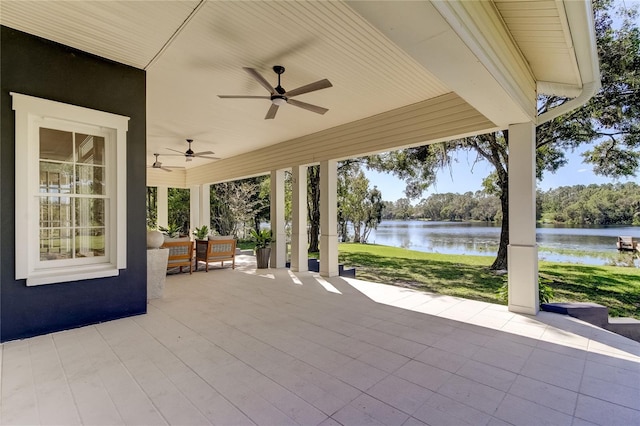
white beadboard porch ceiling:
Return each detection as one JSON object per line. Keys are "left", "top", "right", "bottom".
{"left": 1, "top": 0, "right": 589, "bottom": 174}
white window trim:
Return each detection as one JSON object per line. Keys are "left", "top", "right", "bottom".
{"left": 12, "top": 93, "right": 129, "bottom": 286}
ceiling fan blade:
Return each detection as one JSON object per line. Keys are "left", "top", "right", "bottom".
{"left": 287, "top": 99, "right": 329, "bottom": 115}
{"left": 243, "top": 67, "right": 276, "bottom": 94}
{"left": 160, "top": 167, "right": 173, "bottom": 172}
{"left": 285, "top": 79, "right": 332, "bottom": 98}
{"left": 194, "top": 151, "right": 215, "bottom": 156}
{"left": 265, "top": 103, "right": 279, "bottom": 120}
{"left": 218, "top": 95, "right": 271, "bottom": 99}
{"left": 166, "top": 148, "right": 185, "bottom": 155}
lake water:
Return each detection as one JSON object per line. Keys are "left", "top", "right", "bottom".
{"left": 367, "top": 221, "right": 640, "bottom": 266}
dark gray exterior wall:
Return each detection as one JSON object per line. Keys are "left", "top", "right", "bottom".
{"left": 0, "top": 26, "right": 147, "bottom": 342}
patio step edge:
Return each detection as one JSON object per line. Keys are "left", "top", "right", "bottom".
{"left": 541, "top": 302, "right": 640, "bottom": 343}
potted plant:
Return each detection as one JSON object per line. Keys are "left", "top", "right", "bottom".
{"left": 159, "top": 223, "right": 182, "bottom": 239}
{"left": 250, "top": 228, "right": 272, "bottom": 269}
{"left": 192, "top": 225, "right": 209, "bottom": 241}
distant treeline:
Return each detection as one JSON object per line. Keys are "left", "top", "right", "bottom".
{"left": 382, "top": 182, "right": 640, "bottom": 226}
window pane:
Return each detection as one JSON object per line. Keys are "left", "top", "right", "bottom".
{"left": 75, "top": 228, "right": 105, "bottom": 258}
{"left": 40, "top": 162, "right": 73, "bottom": 193}
{"left": 40, "top": 228, "right": 72, "bottom": 261}
{"left": 76, "top": 165, "right": 105, "bottom": 195}
{"left": 40, "top": 128, "right": 73, "bottom": 161}
{"left": 76, "top": 134, "right": 105, "bottom": 165}
{"left": 75, "top": 198, "right": 105, "bottom": 227}
{"left": 40, "top": 196, "right": 72, "bottom": 228}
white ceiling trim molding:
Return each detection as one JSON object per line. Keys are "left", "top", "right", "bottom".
{"left": 0, "top": 1, "right": 200, "bottom": 69}
{"left": 144, "top": 0, "right": 206, "bottom": 70}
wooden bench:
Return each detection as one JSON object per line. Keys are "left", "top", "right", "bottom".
{"left": 195, "top": 238, "right": 236, "bottom": 272}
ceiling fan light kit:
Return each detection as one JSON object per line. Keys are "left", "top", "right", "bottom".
{"left": 218, "top": 65, "right": 332, "bottom": 119}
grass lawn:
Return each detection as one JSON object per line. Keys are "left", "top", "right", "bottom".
{"left": 338, "top": 243, "right": 640, "bottom": 319}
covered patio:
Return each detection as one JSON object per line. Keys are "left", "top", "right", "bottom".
{"left": 1, "top": 0, "right": 599, "bottom": 338}
{"left": 2, "top": 257, "right": 638, "bottom": 425}
{"left": 4, "top": 1, "right": 638, "bottom": 423}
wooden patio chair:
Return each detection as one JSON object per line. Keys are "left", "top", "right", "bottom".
{"left": 195, "top": 237, "right": 236, "bottom": 272}
{"left": 617, "top": 236, "right": 635, "bottom": 251}
{"left": 162, "top": 239, "right": 194, "bottom": 274}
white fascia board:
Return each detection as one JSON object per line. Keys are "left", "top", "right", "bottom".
{"left": 537, "top": 1, "right": 601, "bottom": 124}
{"left": 563, "top": 0, "right": 600, "bottom": 86}
{"left": 347, "top": 0, "right": 534, "bottom": 128}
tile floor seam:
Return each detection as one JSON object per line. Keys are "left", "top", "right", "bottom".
{"left": 504, "top": 373, "right": 583, "bottom": 422}
{"left": 90, "top": 329, "right": 154, "bottom": 426}
{"left": 17, "top": 339, "right": 38, "bottom": 424}
{"left": 149, "top": 299, "right": 332, "bottom": 426}
{"left": 359, "top": 352, "right": 413, "bottom": 377}
{"left": 49, "top": 333, "right": 83, "bottom": 425}
{"left": 361, "top": 384, "right": 425, "bottom": 418}
{"left": 135, "top": 311, "right": 272, "bottom": 425}
{"left": 571, "top": 340, "right": 591, "bottom": 420}
{"left": 96, "top": 319, "right": 205, "bottom": 425}
{"left": 575, "top": 386, "right": 640, "bottom": 413}
{"left": 415, "top": 391, "right": 497, "bottom": 426}
{"left": 442, "top": 370, "right": 509, "bottom": 418}
{"left": 60, "top": 326, "right": 127, "bottom": 425}
{"left": 27, "top": 337, "right": 48, "bottom": 425}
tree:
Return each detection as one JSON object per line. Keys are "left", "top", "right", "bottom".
{"left": 168, "top": 188, "right": 190, "bottom": 235}
{"left": 210, "top": 176, "right": 267, "bottom": 238}
{"left": 337, "top": 165, "right": 384, "bottom": 242}
{"left": 146, "top": 186, "right": 157, "bottom": 228}
{"left": 366, "top": 0, "right": 639, "bottom": 270}
{"left": 307, "top": 166, "right": 321, "bottom": 252}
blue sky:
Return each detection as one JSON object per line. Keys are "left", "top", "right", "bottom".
{"left": 365, "top": 143, "right": 638, "bottom": 203}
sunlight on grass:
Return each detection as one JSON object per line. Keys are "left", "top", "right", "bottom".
{"left": 338, "top": 243, "right": 640, "bottom": 319}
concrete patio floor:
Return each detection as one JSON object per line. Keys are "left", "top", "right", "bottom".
{"left": 2, "top": 255, "right": 639, "bottom": 425}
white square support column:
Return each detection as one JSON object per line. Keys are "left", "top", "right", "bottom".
{"left": 189, "top": 185, "right": 200, "bottom": 236}
{"left": 320, "top": 160, "right": 338, "bottom": 277}
{"left": 270, "top": 169, "right": 287, "bottom": 268}
{"left": 157, "top": 186, "right": 168, "bottom": 229}
{"left": 291, "top": 165, "right": 308, "bottom": 272}
{"left": 189, "top": 184, "right": 211, "bottom": 235}
{"left": 200, "top": 184, "right": 210, "bottom": 231}
{"left": 508, "top": 122, "right": 539, "bottom": 315}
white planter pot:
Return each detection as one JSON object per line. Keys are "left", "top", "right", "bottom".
{"left": 147, "top": 230, "right": 164, "bottom": 249}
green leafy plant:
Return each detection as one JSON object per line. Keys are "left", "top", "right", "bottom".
{"left": 250, "top": 229, "right": 273, "bottom": 249}
{"left": 497, "top": 276, "right": 555, "bottom": 305}
{"left": 159, "top": 224, "right": 181, "bottom": 239}
{"left": 192, "top": 225, "right": 209, "bottom": 240}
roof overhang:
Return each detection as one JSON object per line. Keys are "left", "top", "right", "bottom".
{"left": 0, "top": 0, "right": 599, "bottom": 187}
